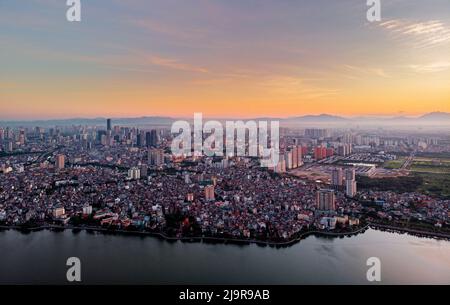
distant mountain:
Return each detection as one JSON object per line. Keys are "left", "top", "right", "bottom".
{"left": 418, "top": 112, "right": 450, "bottom": 121}
{"left": 0, "top": 116, "right": 176, "bottom": 127}
{"left": 285, "top": 114, "right": 349, "bottom": 123}
{"left": 1, "top": 112, "right": 449, "bottom": 127}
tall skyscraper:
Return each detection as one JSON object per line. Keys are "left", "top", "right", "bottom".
{"left": 137, "top": 132, "right": 144, "bottom": 147}
{"left": 316, "top": 189, "right": 336, "bottom": 211}
{"left": 55, "top": 154, "right": 65, "bottom": 170}
{"left": 331, "top": 168, "right": 344, "bottom": 188}
{"left": 107, "top": 118, "right": 112, "bottom": 131}
{"left": 150, "top": 129, "right": 158, "bottom": 147}
{"left": 146, "top": 132, "right": 152, "bottom": 148}
{"left": 284, "top": 151, "right": 293, "bottom": 169}
{"left": 345, "top": 168, "right": 357, "bottom": 197}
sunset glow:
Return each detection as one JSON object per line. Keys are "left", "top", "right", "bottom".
{"left": 1, "top": 0, "right": 450, "bottom": 119}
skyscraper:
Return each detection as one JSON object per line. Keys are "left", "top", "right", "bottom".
{"left": 314, "top": 146, "right": 327, "bottom": 161}
{"left": 148, "top": 148, "right": 164, "bottom": 166}
{"left": 150, "top": 129, "right": 158, "bottom": 147}
{"left": 331, "top": 168, "right": 344, "bottom": 188}
{"left": 55, "top": 154, "right": 65, "bottom": 170}
{"left": 137, "top": 133, "right": 144, "bottom": 147}
{"left": 107, "top": 118, "right": 112, "bottom": 131}
{"left": 345, "top": 168, "right": 356, "bottom": 181}
{"left": 345, "top": 168, "right": 357, "bottom": 197}
{"left": 284, "top": 151, "right": 293, "bottom": 169}
{"left": 316, "top": 189, "right": 336, "bottom": 211}
{"left": 146, "top": 132, "right": 152, "bottom": 148}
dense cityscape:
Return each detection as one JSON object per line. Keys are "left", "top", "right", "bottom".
{"left": 1, "top": 118, "right": 449, "bottom": 244}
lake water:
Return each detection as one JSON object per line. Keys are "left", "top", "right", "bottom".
{"left": 0, "top": 228, "right": 449, "bottom": 284}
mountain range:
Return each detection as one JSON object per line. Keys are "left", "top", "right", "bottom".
{"left": 0, "top": 112, "right": 449, "bottom": 127}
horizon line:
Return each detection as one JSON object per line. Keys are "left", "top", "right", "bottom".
{"left": 0, "top": 111, "right": 448, "bottom": 123}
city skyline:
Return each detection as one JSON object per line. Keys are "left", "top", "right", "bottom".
{"left": 1, "top": 0, "right": 450, "bottom": 119}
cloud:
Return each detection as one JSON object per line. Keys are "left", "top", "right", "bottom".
{"left": 342, "top": 65, "right": 390, "bottom": 78}
{"left": 260, "top": 76, "right": 340, "bottom": 99}
{"left": 409, "top": 62, "right": 450, "bottom": 73}
{"left": 147, "top": 55, "right": 208, "bottom": 73}
{"left": 377, "top": 19, "right": 450, "bottom": 49}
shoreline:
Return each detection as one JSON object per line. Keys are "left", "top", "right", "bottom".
{"left": 2, "top": 222, "right": 449, "bottom": 246}
{"left": 0, "top": 224, "right": 370, "bottom": 247}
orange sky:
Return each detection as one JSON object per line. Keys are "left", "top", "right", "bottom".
{"left": 1, "top": 1, "right": 450, "bottom": 119}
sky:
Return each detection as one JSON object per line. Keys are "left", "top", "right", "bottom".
{"left": 1, "top": 0, "right": 450, "bottom": 120}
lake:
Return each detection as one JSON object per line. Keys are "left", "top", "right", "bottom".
{"left": 0, "top": 228, "right": 449, "bottom": 284}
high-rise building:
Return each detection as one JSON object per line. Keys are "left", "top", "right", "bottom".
{"left": 107, "top": 118, "right": 112, "bottom": 131}
{"left": 337, "top": 144, "right": 353, "bottom": 156}
{"left": 345, "top": 168, "right": 356, "bottom": 181}
{"left": 6, "top": 141, "right": 13, "bottom": 152}
{"left": 146, "top": 132, "right": 152, "bottom": 148}
{"left": 331, "top": 168, "right": 344, "bottom": 188}
{"left": 273, "top": 154, "right": 286, "bottom": 173}
{"left": 148, "top": 148, "right": 164, "bottom": 166}
{"left": 284, "top": 151, "right": 293, "bottom": 169}
{"left": 137, "top": 132, "right": 144, "bottom": 147}
{"left": 292, "top": 146, "right": 298, "bottom": 169}
{"left": 205, "top": 185, "right": 215, "bottom": 201}
{"left": 301, "top": 146, "right": 308, "bottom": 156}
{"left": 128, "top": 167, "right": 141, "bottom": 180}
{"left": 326, "top": 148, "right": 334, "bottom": 157}
{"left": 346, "top": 179, "right": 357, "bottom": 198}
{"left": 150, "top": 129, "right": 158, "bottom": 147}
{"left": 345, "top": 168, "right": 357, "bottom": 197}
{"left": 316, "top": 189, "right": 336, "bottom": 211}
{"left": 140, "top": 164, "right": 148, "bottom": 177}
{"left": 19, "top": 130, "right": 25, "bottom": 145}
{"left": 55, "top": 154, "right": 65, "bottom": 170}
{"left": 314, "top": 146, "right": 327, "bottom": 161}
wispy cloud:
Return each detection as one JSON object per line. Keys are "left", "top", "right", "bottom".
{"left": 147, "top": 55, "right": 208, "bottom": 73}
{"left": 260, "top": 76, "right": 340, "bottom": 99}
{"left": 377, "top": 19, "right": 450, "bottom": 49}
{"left": 342, "top": 65, "right": 391, "bottom": 78}
{"left": 409, "top": 62, "right": 450, "bottom": 73}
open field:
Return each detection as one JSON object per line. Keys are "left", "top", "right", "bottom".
{"left": 410, "top": 156, "right": 450, "bottom": 174}
{"left": 383, "top": 157, "right": 406, "bottom": 169}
